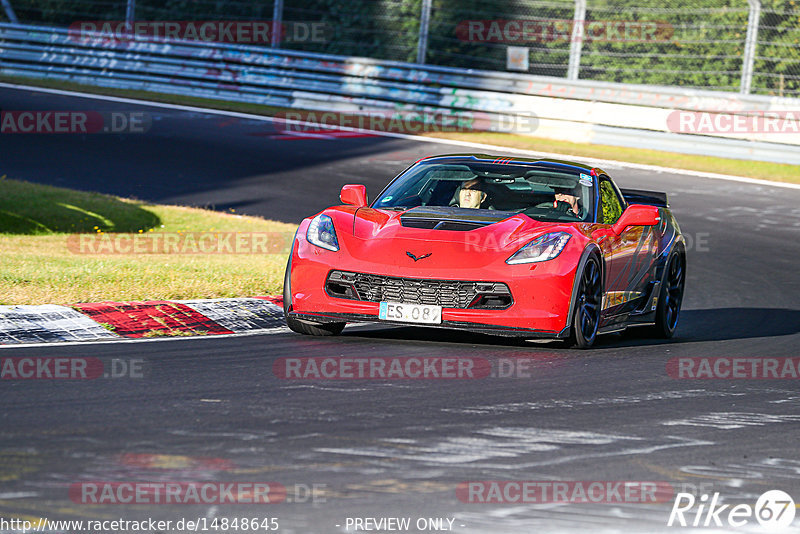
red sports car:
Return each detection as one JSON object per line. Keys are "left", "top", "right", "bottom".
{"left": 283, "top": 154, "right": 686, "bottom": 348}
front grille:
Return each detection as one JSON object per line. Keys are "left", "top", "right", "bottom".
{"left": 326, "top": 271, "right": 513, "bottom": 309}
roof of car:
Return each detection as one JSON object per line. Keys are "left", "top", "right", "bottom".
{"left": 418, "top": 154, "right": 606, "bottom": 177}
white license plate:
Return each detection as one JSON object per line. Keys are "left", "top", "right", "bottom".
{"left": 379, "top": 302, "right": 442, "bottom": 324}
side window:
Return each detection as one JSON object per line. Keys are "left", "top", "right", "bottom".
{"left": 599, "top": 179, "right": 624, "bottom": 224}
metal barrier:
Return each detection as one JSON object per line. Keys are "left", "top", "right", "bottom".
{"left": 1, "top": 23, "right": 799, "bottom": 164}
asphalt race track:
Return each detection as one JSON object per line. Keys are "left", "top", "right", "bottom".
{"left": 1, "top": 85, "right": 800, "bottom": 533}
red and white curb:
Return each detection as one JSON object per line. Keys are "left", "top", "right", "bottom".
{"left": 0, "top": 298, "right": 286, "bottom": 345}
{"left": 0, "top": 305, "right": 118, "bottom": 344}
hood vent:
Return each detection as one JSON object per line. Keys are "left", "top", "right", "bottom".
{"left": 402, "top": 219, "right": 486, "bottom": 231}
{"left": 399, "top": 206, "right": 517, "bottom": 232}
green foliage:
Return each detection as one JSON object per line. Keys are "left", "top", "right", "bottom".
{"left": 0, "top": 178, "right": 160, "bottom": 235}
{"left": 282, "top": 0, "right": 420, "bottom": 61}
{"left": 428, "top": 0, "right": 574, "bottom": 76}
{"left": 600, "top": 181, "right": 623, "bottom": 224}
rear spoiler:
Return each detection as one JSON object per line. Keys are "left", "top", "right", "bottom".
{"left": 620, "top": 188, "right": 669, "bottom": 208}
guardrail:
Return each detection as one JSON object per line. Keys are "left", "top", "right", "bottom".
{"left": 1, "top": 23, "right": 798, "bottom": 165}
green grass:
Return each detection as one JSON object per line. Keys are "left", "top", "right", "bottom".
{"left": 423, "top": 132, "right": 800, "bottom": 184}
{"left": 2, "top": 74, "right": 798, "bottom": 184}
{"left": 0, "top": 176, "right": 161, "bottom": 234}
{"left": 0, "top": 177, "right": 297, "bottom": 305}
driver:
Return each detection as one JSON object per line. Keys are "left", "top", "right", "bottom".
{"left": 458, "top": 178, "right": 487, "bottom": 209}
{"left": 553, "top": 186, "right": 582, "bottom": 217}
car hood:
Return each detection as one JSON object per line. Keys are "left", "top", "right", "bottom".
{"left": 343, "top": 206, "right": 562, "bottom": 254}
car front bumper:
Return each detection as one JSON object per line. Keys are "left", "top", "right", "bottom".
{"left": 288, "top": 235, "right": 582, "bottom": 338}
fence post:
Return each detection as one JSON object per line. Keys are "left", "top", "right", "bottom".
{"left": 416, "top": 0, "right": 432, "bottom": 64}
{"left": 567, "top": 0, "right": 586, "bottom": 80}
{"left": 740, "top": 0, "right": 760, "bottom": 94}
{"left": 1, "top": 0, "right": 18, "bottom": 23}
{"left": 271, "top": 0, "right": 284, "bottom": 48}
{"left": 125, "top": 0, "right": 135, "bottom": 25}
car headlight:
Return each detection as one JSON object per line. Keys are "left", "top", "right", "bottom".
{"left": 306, "top": 214, "right": 339, "bottom": 251}
{"left": 506, "top": 232, "right": 571, "bottom": 264}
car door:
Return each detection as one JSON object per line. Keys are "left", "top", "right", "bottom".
{"left": 594, "top": 176, "right": 656, "bottom": 318}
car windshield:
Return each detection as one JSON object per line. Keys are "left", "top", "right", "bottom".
{"left": 373, "top": 159, "right": 595, "bottom": 222}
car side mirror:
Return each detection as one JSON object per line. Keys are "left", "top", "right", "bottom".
{"left": 340, "top": 184, "right": 367, "bottom": 207}
{"left": 611, "top": 204, "right": 660, "bottom": 234}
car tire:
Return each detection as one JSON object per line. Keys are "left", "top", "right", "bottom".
{"left": 651, "top": 250, "right": 685, "bottom": 338}
{"left": 283, "top": 255, "right": 345, "bottom": 336}
{"left": 566, "top": 255, "right": 602, "bottom": 349}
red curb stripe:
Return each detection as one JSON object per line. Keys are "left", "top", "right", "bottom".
{"left": 74, "top": 301, "right": 233, "bottom": 338}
